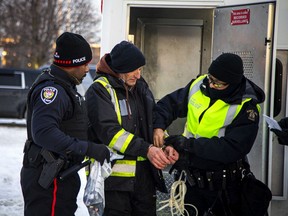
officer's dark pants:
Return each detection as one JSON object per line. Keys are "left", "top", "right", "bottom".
{"left": 103, "top": 161, "right": 157, "bottom": 216}
{"left": 184, "top": 180, "right": 242, "bottom": 216}
{"left": 20, "top": 165, "right": 81, "bottom": 216}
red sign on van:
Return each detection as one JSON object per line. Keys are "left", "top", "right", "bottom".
{"left": 231, "top": 9, "right": 250, "bottom": 25}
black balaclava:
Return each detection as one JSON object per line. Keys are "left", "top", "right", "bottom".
{"left": 207, "top": 53, "right": 244, "bottom": 100}
{"left": 208, "top": 80, "right": 243, "bottom": 100}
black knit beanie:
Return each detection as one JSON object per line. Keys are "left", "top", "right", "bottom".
{"left": 108, "top": 41, "right": 146, "bottom": 73}
{"left": 53, "top": 32, "right": 92, "bottom": 67}
{"left": 208, "top": 53, "right": 244, "bottom": 84}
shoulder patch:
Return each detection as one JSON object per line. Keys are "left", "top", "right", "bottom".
{"left": 247, "top": 109, "right": 258, "bottom": 121}
{"left": 41, "top": 86, "right": 58, "bottom": 104}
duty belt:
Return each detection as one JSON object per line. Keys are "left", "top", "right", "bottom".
{"left": 183, "top": 160, "right": 244, "bottom": 191}
{"left": 23, "top": 140, "right": 83, "bottom": 167}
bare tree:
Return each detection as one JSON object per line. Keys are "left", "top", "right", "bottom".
{"left": 0, "top": 0, "right": 101, "bottom": 69}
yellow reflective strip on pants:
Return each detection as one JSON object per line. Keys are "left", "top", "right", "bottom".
{"left": 110, "top": 160, "right": 136, "bottom": 177}
{"left": 137, "top": 156, "right": 146, "bottom": 161}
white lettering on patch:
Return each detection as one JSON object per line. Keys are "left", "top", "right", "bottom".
{"left": 73, "top": 56, "right": 86, "bottom": 64}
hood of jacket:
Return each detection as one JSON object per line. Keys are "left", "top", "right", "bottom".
{"left": 243, "top": 78, "right": 265, "bottom": 104}
{"left": 96, "top": 53, "right": 120, "bottom": 78}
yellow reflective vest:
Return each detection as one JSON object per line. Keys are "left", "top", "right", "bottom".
{"left": 183, "top": 75, "right": 260, "bottom": 138}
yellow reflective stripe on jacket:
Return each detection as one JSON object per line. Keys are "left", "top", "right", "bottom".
{"left": 84, "top": 156, "right": 91, "bottom": 176}
{"left": 108, "top": 128, "right": 134, "bottom": 153}
{"left": 95, "top": 77, "right": 122, "bottom": 125}
{"left": 110, "top": 160, "right": 136, "bottom": 177}
{"left": 183, "top": 75, "right": 254, "bottom": 138}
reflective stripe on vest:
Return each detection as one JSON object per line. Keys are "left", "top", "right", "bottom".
{"left": 183, "top": 75, "right": 259, "bottom": 138}
{"left": 95, "top": 77, "right": 146, "bottom": 177}
{"left": 95, "top": 77, "right": 122, "bottom": 125}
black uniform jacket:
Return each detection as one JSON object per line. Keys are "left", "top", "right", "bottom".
{"left": 26, "top": 64, "right": 89, "bottom": 161}
{"left": 154, "top": 76, "right": 265, "bottom": 170}
{"left": 86, "top": 54, "right": 167, "bottom": 192}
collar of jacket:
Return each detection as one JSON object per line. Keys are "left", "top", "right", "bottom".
{"left": 49, "top": 64, "right": 77, "bottom": 89}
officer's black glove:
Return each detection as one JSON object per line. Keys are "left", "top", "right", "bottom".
{"left": 169, "top": 151, "right": 190, "bottom": 174}
{"left": 278, "top": 117, "right": 288, "bottom": 129}
{"left": 164, "top": 135, "right": 194, "bottom": 153}
{"left": 271, "top": 128, "right": 288, "bottom": 145}
{"left": 169, "top": 152, "right": 195, "bottom": 187}
{"left": 86, "top": 142, "right": 110, "bottom": 165}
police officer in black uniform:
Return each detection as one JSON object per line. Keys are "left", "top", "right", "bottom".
{"left": 20, "top": 32, "right": 110, "bottom": 216}
{"left": 154, "top": 53, "right": 265, "bottom": 216}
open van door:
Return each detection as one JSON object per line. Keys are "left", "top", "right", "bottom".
{"left": 131, "top": 8, "right": 214, "bottom": 135}
{"left": 212, "top": 1, "right": 285, "bottom": 210}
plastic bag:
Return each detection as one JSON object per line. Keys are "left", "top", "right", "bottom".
{"left": 83, "top": 160, "right": 105, "bottom": 216}
{"left": 83, "top": 149, "right": 123, "bottom": 216}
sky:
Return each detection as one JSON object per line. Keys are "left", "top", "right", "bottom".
{"left": 0, "top": 119, "right": 89, "bottom": 216}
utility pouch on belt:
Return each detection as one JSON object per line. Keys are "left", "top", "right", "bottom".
{"left": 184, "top": 169, "right": 196, "bottom": 187}
{"left": 38, "top": 149, "right": 65, "bottom": 189}
{"left": 23, "top": 142, "right": 42, "bottom": 167}
{"left": 194, "top": 171, "right": 205, "bottom": 188}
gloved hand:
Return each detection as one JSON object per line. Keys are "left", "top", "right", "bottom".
{"left": 278, "top": 117, "right": 288, "bottom": 129}
{"left": 271, "top": 129, "right": 288, "bottom": 145}
{"left": 86, "top": 142, "right": 110, "bottom": 165}
{"left": 164, "top": 135, "right": 193, "bottom": 152}
{"left": 169, "top": 151, "right": 190, "bottom": 173}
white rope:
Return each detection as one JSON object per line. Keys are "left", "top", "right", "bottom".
{"left": 157, "top": 170, "right": 198, "bottom": 216}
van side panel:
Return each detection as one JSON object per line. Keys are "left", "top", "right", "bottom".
{"left": 0, "top": 68, "right": 40, "bottom": 118}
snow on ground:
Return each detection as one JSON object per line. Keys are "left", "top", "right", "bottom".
{"left": 0, "top": 120, "right": 89, "bottom": 216}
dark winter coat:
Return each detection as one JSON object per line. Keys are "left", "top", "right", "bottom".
{"left": 86, "top": 55, "right": 166, "bottom": 192}
{"left": 26, "top": 64, "right": 89, "bottom": 161}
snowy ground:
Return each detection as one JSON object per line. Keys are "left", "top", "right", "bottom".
{"left": 0, "top": 119, "right": 89, "bottom": 216}
{"left": 0, "top": 118, "right": 173, "bottom": 216}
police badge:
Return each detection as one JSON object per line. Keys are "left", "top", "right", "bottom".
{"left": 41, "top": 86, "right": 58, "bottom": 104}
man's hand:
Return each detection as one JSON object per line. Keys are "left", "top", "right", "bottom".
{"left": 147, "top": 145, "right": 171, "bottom": 169}
{"left": 271, "top": 129, "right": 288, "bottom": 145}
{"left": 153, "top": 128, "right": 165, "bottom": 147}
{"left": 169, "top": 152, "right": 190, "bottom": 174}
{"left": 163, "top": 146, "right": 179, "bottom": 164}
